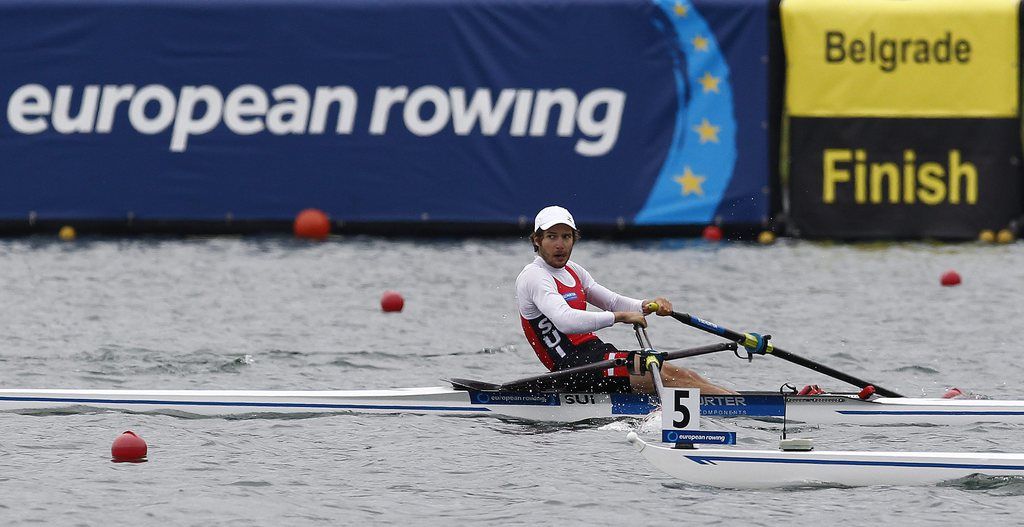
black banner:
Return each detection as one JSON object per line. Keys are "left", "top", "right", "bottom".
{"left": 788, "top": 117, "right": 1022, "bottom": 239}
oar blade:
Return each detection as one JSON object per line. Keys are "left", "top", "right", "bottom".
{"left": 446, "top": 378, "right": 502, "bottom": 392}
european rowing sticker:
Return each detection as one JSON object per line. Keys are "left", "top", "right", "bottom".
{"left": 662, "top": 430, "right": 737, "bottom": 445}
{"left": 469, "top": 391, "right": 560, "bottom": 406}
{"left": 561, "top": 292, "right": 578, "bottom": 301}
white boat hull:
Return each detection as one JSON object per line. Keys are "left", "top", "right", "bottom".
{"left": 627, "top": 433, "right": 1024, "bottom": 488}
{"left": 2, "top": 387, "right": 1024, "bottom": 425}
{"left": 0, "top": 387, "right": 653, "bottom": 421}
{"left": 753, "top": 393, "right": 1024, "bottom": 425}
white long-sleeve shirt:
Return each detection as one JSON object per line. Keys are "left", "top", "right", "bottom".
{"left": 516, "top": 256, "right": 643, "bottom": 334}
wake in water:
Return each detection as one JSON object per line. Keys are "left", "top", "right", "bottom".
{"left": 418, "top": 344, "right": 520, "bottom": 358}
{"left": 893, "top": 364, "right": 942, "bottom": 375}
{"left": 75, "top": 347, "right": 258, "bottom": 376}
{"left": 662, "top": 480, "right": 856, "bottom": 492}
{"left": 942, "top": 474, "right": 1024, "bottom": 495}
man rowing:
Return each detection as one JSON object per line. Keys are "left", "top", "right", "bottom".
{"left": 516, "top": 205, "right": 735, "bottom": 395}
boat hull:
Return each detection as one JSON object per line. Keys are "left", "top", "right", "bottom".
{"left": 627, "top": 433, "right": 1024, "bottom": 488}
{"left": 756, "top": 393, "right": 1024, "bottom": 425}
{"left": 2, "top": 388, "right": 1024, "bottom": 425}
{"left": 0, "top": 387, "right": 656, "bottom": 421}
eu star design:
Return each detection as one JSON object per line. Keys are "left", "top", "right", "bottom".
{"left": 635, "top": 0, "right": 736, "bottom": 225}
{"left": 698, "top": 72, "right": 720, "bottom": 94}
{"left": 674, "top": 167, "right": 705, "bottom": 196}
{"left": 691, "top": 35, "right": 709, "bottom": 52}
{"left": 693, "top": 118, "right": 720, "bottom": 143}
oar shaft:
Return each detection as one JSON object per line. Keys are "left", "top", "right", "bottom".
{"left": 768, "top": 348, "right": 901, "bottom": 398}
{"left": 663, "top": 342, "right": 737, "bottom": 362}
{"left": 650, "top": 362, "right": 667, "bottom": 397}
{"left": 669, "top": 312, "right": 749, "bottom": 343}
{"left": 498, "top": 342, "right": 735, "bottom": 391}
{"left": 667, "top": 311, "right": 903, "bottom": 398}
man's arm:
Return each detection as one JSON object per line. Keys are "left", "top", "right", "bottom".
{"left": 573, "top": 263, "right": 643, "bottom": 313}
{"left": 613, "top": 310, "right": 648, "bottom": 327}
{"left": 587, "top": 282, "right": 643, "bottom": 313}
{"left": 572, "top": 265, "right": 673, "bottom": 317}
{"left": 518, "top": 266, "right": 626, "bottom": 333}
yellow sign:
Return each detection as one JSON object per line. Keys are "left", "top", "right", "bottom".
{"left": 782, "top": 0, "right": 1019, "bottom": 117}
{"left": 822, "top": 148, "right": 977, "bottom": 205}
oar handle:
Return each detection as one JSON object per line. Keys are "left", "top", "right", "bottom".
{"left": 656, "top": 308, "right": 903, "bottom": 398}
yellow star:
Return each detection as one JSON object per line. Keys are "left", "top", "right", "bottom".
{"left": 698, "top": 72, "right": 720, "bottom": 93}
{"left": 692, "top": 35, "right": 709, "bottom": 52}
{"left": 674, "top": 2, "right": 688, "bottom": 17}
{"left": 692, "top": 118, "right": 720, "bottom": 143}
{"left": 674, "top": 167, "right": 705, "bottom": 196}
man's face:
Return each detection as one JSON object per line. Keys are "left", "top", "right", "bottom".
{"left": 536, "top": 224, "right": 575, "bottom": 268}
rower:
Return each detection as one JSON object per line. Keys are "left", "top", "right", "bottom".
{"left": 515, "top": 205, "right": 735, "bottom": 395}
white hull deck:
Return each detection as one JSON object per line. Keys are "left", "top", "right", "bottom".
{"left": 0, "top": 387, "right": 649, "bottom": 421}
{"left": 627, "top": 433, "right": 1024, "bottom": 488}
{"left": 2, "top": 387, "right": 1024, "bottom": 425}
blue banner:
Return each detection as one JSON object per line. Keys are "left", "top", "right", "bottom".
{"left": 0, "top": 0, "right": 771, "bottom": 227}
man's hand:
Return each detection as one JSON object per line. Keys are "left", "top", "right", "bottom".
{"left": 614, "top": 311, "right": 648, "bottom": 327}
{"left": 642, "top": 297, "right": 673, "bottom": 316}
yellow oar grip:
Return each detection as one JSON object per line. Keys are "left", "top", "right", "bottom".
{"left": 742, "top": 333, "right": 775, "bottom": 354}
{"left": 645, "top": 302, "right": 659, "bottom": 312}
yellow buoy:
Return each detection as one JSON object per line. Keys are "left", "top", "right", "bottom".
{"left": 757, "top": 230, "right": 776, "bottom": 245}
{"left": 996, "top": 229, "right": 1015, "bottom": 244}
{"left": 58, "top": 225, "right": 76, "bottom": 241}
{"left": 978, "top": 230, "right": 995, "bottom": 243}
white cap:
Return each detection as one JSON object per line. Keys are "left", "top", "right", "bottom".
{"left": 534, "top": 206, "right": 577, "bottom": 231}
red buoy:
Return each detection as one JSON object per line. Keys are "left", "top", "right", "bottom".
{"left": 381, "top": 291, "right": 404, "bottom": 313}
{"left": 293, "top": 208, "right": 330, "bottom": 240}
{"left": 111, "top": 431, "right": 148, "bottom": 462}
{"left": 857, "top": 385, "right": 876, "bottom": 400}
{"left": 940, "top": 270, "right": 961, "bottom": 287}
{"left": 702, "top": 225, "right": 722, "bottom": 242}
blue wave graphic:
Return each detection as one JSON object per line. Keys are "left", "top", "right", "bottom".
{"left": 636, "top": 0, "right": 738, "bottom": 224}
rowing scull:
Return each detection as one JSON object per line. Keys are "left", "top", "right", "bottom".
{"left": 2, "top": 387, "right": 1023, "bottom": 425}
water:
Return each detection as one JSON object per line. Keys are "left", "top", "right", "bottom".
{"left": 1, "top": 237, "right": 1023, "bottom": 525}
